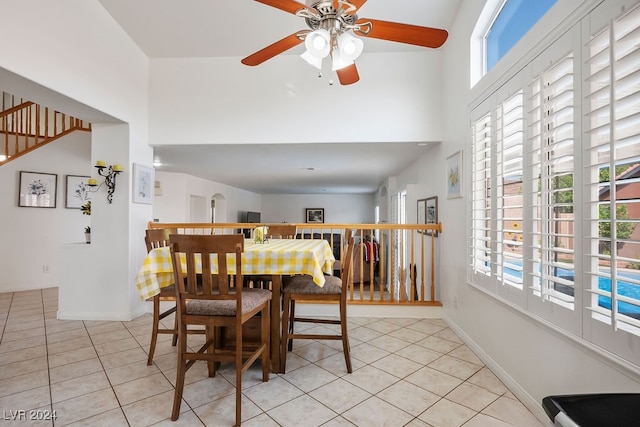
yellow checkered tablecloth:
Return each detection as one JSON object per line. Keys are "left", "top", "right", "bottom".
{"left": 134, "top": 238, "right": 336, "bottom": 300}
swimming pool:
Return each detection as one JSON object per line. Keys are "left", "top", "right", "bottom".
{"left": 597, "top": 273, "right": 640, "bottom": 319}
{"left": 502, "top": 263, "right": 640, "bottom": 318}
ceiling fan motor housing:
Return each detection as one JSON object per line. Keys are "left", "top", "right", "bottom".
{"left": 302, "top": 0, "right": 358, "bottom": 35}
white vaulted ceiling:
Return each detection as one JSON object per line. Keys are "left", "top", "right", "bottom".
{"left": 97, "top": 0, "right": 461, "bottom": 194}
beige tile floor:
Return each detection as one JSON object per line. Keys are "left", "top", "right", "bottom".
{"left": 0, "top": 288, "right": 547, "bottom": 426}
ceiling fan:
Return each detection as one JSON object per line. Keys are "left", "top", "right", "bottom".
{"left": 241, "top": 0, "right": 449, "bottom": 85}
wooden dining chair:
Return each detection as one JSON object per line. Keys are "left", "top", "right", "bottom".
{"left": 169, "top": 234, "right": 271, "bottom": 426}
{"left": 144, "top": 228, "right": 179, "bottom": 365}
{"left": 263, "top": 224, "right": 297, "bottom": 239}
{"left": 280, "top": 230, "right": 354, "bottom": 374}
{"left": 244, "top": 224, "right": 297, "bottom": 289}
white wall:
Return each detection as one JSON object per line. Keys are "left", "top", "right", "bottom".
{"left": 0, "top": 133, "right": 91, "bottom": 292}
{"left": 153, "top": 171, "right": 262, "bottom": 223}
{"left": 261, "top": 194, "right": 375, "bottom": 224}
{"left": 148, "top": 52, "right": 444, "bottom": 146}
{"left": 153, "top": 172, "right": 375, "bottom": 225}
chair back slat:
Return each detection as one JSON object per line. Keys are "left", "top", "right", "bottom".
{"left": 341, "top": 235, "right": 355, "bottom": 297}
{"left": 145, "top": 228, "right": 178, "bottom": 252}
{"left": 265, "top": 224, "right": 297, "bottom": 239}
{"left": 170, "top": 234, "right": 244, "bottom": 301}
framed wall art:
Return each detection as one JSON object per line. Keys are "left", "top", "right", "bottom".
{"left": 133, "top": 163, "right": 153, "bottom": 204}
{"left": 446, "top": 150, "right": 463, "bottom": 199}
{"left": 65, "top": 175, "right": 91, "bottom": 209}
{"left": 417, "top": 196, "right": 439, "bottom": 236}
{"left": 18, "top": 171, "right": 57, "bottom": 208}
{"left": 425, "top": 196, "right": 439, "bottom": 236}
{"left": 305, "top": 208, "right": 324, "bottom": 223}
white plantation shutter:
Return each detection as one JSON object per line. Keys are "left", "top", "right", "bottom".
{"left": 528, "top": 53, "right": 576, "bottom": 309}
{"left": 496, "top": 91, "right": 525, "bottom": 290}
{"left": 470, "top": 112, "right": 492, "bottom": 282}
{"left": 584, "top": 2, "right": 640, "bottom": 354}
{"left": 468, "top": 0, "right": 640, "bottom": 365}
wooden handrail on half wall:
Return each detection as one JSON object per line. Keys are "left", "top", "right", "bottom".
{"left": 0, "top": 92, "right": 91, "bottom": 165}
{"left": 147, "top": 222, "right": 443, "bottom": 306}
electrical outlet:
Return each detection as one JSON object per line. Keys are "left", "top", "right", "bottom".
{"left": 43, "top": 265, "right": 50, "bottom": 273}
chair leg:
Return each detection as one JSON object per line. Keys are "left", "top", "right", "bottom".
{"left": 340, "top": 299, "right": 352, "bottom": 373}
{"left": 235, "top": 319, "right": 242, "bottom": 427}
{"left": 280, "top": 293, "right": 291, "bottom": 373}
{"left": 261, "top": 304, "right": 270, "bottom": 382}
{"left": 171, "top": 322, "right": 188, "bottom": 421}
{"left": 287, "top": 299, "right": 295, "bottom": 351}
{"left": 171, "top": 312, "right": 178, "bottom": 346}
{"left": 147, "top": 295, "right": 161, "bottom": 365}
{"left": 206, "top": 326, "right": 215, "bottom": 377}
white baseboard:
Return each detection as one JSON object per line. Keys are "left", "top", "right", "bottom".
{"left": 443, "top": 313, "right": 552, "bottom": 425}
{"left": 294, "top": 302, "right": 442, "bottom": 319}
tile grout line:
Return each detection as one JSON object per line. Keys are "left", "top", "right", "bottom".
{"left": 40, "top": 289, "right": 56, "bottom": 427}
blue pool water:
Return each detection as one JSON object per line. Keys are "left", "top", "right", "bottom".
{"left": 597, "top": 273, "right": 640, "bottom": 318}
{"left": 502, "top": 263, "right": 640, "bottom": 318}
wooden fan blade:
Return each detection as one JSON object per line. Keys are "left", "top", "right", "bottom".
{"left": 354, "top": 18, "right": 448, "bottom": 48}
{"left": 241, "top": 32, "right": 306, "bottom": 66}
{"left": 351, "top": 0, "right": 368, "bottom": 10}
{"left": 255, "top": 0, "right": 312, "bottom": 15}
{"left": 336, "top": 63, "right": 360, "bottom": 85}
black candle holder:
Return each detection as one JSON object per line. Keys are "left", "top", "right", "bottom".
{"left": 88, "top": 163, "right": 123, "bottom": 204}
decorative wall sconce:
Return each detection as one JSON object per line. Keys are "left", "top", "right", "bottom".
{"left": 87, "top": 161, "right": 123, "bottom": 204}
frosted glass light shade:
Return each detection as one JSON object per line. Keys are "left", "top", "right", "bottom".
{"left": 304, "top": 29, "right": 331, "bottom": 58}
{"left": 337, "top": 32, "right": 363, "bottom": 61}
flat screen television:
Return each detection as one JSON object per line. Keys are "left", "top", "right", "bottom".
{"left": 246, "top": 211, "right": 261, "bottom": 223}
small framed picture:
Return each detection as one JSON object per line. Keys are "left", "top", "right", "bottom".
{"left": 133, "top": 163, "right": 153, "bottom": 204}
{"left": 306, "top": 208, "right": 324, "bottom": 223}
{"left": 65, "top": 175, "right": 91, "bottom": 209}
{"left": 447, "top": 150, "right": 463, "bottom": 199}
{"left": 425, "top": 196, "right": 439, "bottom": 237}
{"left": 417, "top": 196, "right": 439, "bottom": 236}
{"left": 18, "top": 171, "right": 57, "bottom": 208}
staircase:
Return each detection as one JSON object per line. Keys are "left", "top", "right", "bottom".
{"left": 0, "top": 92, "right": 91, "bottom": 165}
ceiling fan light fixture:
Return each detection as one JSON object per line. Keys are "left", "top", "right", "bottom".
{"left": 337, "top": 32, "right": 363, "bottom": 60}
{"left": 304, "top": 29, "right": 331, "bottom": 58}
{"left": 301, "top": 50, "right": 323, "bottom": 69}
{"left": 331, "top": 50, "right": 353, "bottom": 71}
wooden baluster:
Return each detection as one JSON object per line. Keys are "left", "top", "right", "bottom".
{"left": 35, "top": 104, "right": 40, "bottom": 144}
{"left": 399, "top": 230, "right": 405, "bottom": 302}
{"left": 420, "top": 231, "right": 425, "bottom": 302}
{"left": 13, "top": 110, "right": 18, "bottom": 155}
{"left": 430, "top": 231, "right": 436, "bottom": 301}
{"left": 3, "top": 115, "right": 7, "bottom": 160}
{"left": 378, "top": 230, "right": 385, "bottom": 301}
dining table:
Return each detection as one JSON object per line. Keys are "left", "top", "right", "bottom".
{"left": 134, "top": 237, "right": 336, "bottom": 372}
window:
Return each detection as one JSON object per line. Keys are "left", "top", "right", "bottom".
{"left": 529, "top": 53, "right": 575, "bottom": 310}
{"left": 583, "top": 3, "right": 640, "bottom": 358}
{"left": 496, "top": 91, "right": 525, "bottom": 290}
{"left": 470, "top": 113, "right": 492, "bottom": 281}
{"left": 469, "top": 0, "right": 640, "bottom": 366}
{"left": 485, "top": 0, "right": 558, "bottom": 72}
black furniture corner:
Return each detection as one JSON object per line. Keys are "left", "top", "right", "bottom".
{"left": 542, "top": 393, "right": 640, "bottom": 426}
